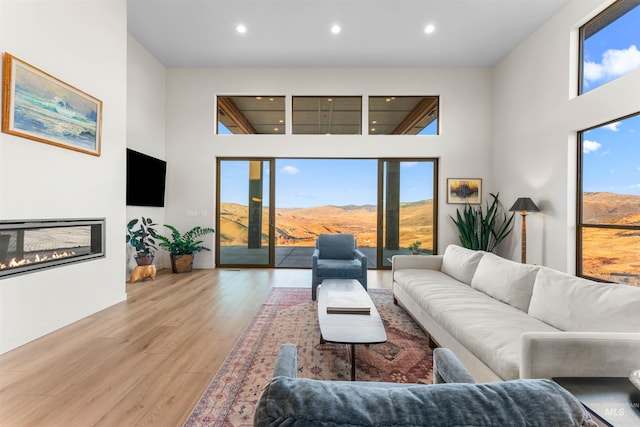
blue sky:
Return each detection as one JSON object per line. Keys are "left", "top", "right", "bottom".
{"left": 581, "top": 5, "right": 639, "bottom": 196}
{"left": 582, "top": 114, "right": 640, "bottom": 195}
{"left": 582, "top": 5, "right": 640, "bottom": 92}
{"left": 220, "top": 159, "right": 434, "bottom": 208}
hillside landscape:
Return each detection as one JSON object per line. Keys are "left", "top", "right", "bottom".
{"left": 219, "top": 193, "right": 639, "bottom": 285}
{"left": 581, "top": 192, "right": 640, "bottom": 285}
{"left": 582, "top": 192, "right": 640, "bottom": 225}
{"left": 219, "top": 200, "right": 433, "bottom": 249}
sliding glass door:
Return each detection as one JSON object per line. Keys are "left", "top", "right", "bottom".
{"left": 216, "top": 158, "right": 436, "bottom": 268}
{"left": 379, "top": 160, "right": 437, "bottom": 267}
{"left": 217, "top": 159, "right": 274, "bottom": 266}
{"left": 275, "top": 159, "right": 377, "bottom": 267}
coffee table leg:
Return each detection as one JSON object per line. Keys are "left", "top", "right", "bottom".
{"left": 350, "top": 344, "right": 356, "bottom": 381}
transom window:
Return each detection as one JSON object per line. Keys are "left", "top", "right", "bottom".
{"left": 215, "top": 95, "right": 441, "bottom": 136}
{"left": 577, "top": 112, "right": 640, "bottom": 286}
{"left": 291, "top": 96, "right": 362, "bottom": 135}
{"left": 368, "top": 96, "right": 438, "bottom": 135}
{"left": 579, "top": 0, "right": 640, "bottom": 94}
{"left": 217, "top": 96, "right": 285, "bottom": 135}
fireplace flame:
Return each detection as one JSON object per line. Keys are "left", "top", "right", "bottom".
{"left": 0, "top": 251, "right": 76, "bottom": 270}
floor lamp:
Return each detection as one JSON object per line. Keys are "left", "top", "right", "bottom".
{"left": 509, "top": 198, "right": 539, "bottom": 264}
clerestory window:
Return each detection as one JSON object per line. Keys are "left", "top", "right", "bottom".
{"left": 368, "top": 96, "right": 439, "bottom": 135}
{"left": 579, "top": 0, "right": 640, "bottom": 94}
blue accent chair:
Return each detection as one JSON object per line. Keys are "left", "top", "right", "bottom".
{"left": 311, "top": 233, "right": 367, "bottom": 300}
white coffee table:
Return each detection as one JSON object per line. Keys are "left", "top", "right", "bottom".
{"left": 317, "top": 279, "right": 387, "bottom": 380}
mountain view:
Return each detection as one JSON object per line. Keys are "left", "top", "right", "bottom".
{"left": 219, "top": 199, "right": 434, "bottom": 250}
{"left": 582, "top": 192, "right": 640, "bottom": 225}
{"left": 220, "top": 192, "right": 639, "bottom": 285}
{"left": 582, "top": 192, "right": 640, "bottom": 286}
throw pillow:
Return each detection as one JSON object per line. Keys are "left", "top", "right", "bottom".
{"left": 528, "top": 267, "right": 640, "bottom": 332}
{"left": 440, "top": 244, "right": 484, "bottom": 285}
{"left": 471, "top": 252, "right": 540, "bottom": 312}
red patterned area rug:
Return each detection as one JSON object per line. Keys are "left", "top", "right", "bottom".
{"left": 183, "top": 288, "right": 433, "bottom": 427}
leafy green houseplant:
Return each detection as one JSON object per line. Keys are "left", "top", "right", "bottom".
{"left": 450, "top": 193, "right": 515, "bottom": 252}
{"left": 156, "top": 225, "right": 215, "bottom": 273}
{"left": 408, "top": 241, "right": 423, "bottom": 255}
{"left": 126, "top": 217, "right": 158, "bottom": 265}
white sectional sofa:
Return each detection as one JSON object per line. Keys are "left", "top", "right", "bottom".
{"left": 392, "top": 244, "right": 640, "bottom": 382}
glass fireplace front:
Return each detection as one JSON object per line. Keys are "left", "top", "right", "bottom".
{"left": 0, "top": 218, "right": 105, "bottom": 278}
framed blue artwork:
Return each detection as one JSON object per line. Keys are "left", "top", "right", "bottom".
{"left": 2, "top": 53, "right": 102, "bottom": 156}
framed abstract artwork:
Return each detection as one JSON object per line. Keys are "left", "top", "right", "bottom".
{"left": 447, "top": 178, "right": 482, "bottom": 204}
{"left": 2, "top": 53, "right": 102, "bottom": 156}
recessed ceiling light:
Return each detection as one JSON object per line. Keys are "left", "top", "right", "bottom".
{"left": 424, "top": 24, "right": 435, "bottom": 34}
{"left": 331, "top": 24, "right": 341, "bottom": 35}
{"left": 236, "top": 24, "right": 247, "bottom": 34}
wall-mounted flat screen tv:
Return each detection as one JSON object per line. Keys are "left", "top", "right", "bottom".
{"left": 126, "top": 149, "right": 167, "bottom": 207}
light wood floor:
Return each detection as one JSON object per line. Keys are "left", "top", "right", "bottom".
{"left": 0, "top": 268, "right": 392, "bottom": 426}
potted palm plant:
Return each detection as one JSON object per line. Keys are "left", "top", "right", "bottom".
{"left": 450, "top": 192, "right": 514, "bottom": 252}
{"left": 126, "top": 217, "right": 158, "bottom": 265}
{"left": 156, "top": 225, "right": 215, "bottom": 273}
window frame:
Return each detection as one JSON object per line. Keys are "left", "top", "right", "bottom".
{"left": 578, "top": 0, "right": 640, "bottom": 95}
{"left": 576, "top": 112, "right": 640, "bottom": 284}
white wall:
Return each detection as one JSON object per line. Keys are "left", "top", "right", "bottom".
{"left": 165, "top": 68, "right": 494, "bottom": 267}
{"left": 126, "top": 35, "right": 168, "bottom": 273}
{"left": 492, "top": 0, "right": 640, "bottom": 270}
{"left": 0, "top": 0, "right": 127, "bottom": 353}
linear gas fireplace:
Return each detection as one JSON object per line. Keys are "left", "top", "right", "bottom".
{"left": 0, "top": 218, "right": 105, "bottom": 279}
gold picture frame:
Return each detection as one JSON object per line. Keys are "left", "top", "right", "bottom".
{"left": 2, "top": 53, "right": 102, "bottom": 156}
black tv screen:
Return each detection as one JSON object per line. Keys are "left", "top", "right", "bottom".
{"left": 126, "top": 149, "right": 167, "bottom": 207}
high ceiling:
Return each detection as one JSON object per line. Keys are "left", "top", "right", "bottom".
{"left": 127, "top": 0, "right": 569, "bottom": 68}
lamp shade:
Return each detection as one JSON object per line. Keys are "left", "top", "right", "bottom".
{"left": 509, "top": 197, "right": 539, "bottom": 212}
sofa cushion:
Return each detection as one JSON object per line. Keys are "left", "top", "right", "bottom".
{"left": 528, "top": 267, "right": 640, "bottom": 332}
{"left": 394, "top": 269, "right": 474, "bottom": 306}
{"left": 424, "top": 286, "right": 558, "bottom": 380}
{"left": 317, "top": 259, "right": 362, "bottom": 277}
{"left": 471, "top": 252, "right": 540, "bottom": 312}
{"left": 254, "top": 376, "right": 595, "bottom": 427}
{"left": 394, "top": 269, "right": 559, "bottom": 380}
{"left": 440, "top": 245, "right": 484, "bottom": 285}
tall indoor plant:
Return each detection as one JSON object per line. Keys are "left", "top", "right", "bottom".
{"left": 126, "top": 217, "right": 158, "bottom": 265}
{"left": 450, "top": 193, "right": 514, "bottom": 252}
{"left": 156, "top": 225, "right": 215, "bottom": 273}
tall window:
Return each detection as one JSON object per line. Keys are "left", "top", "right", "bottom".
{"left": 578, "top": 113, "right": 640, "bottom": 286}
{"left": 579, "top": 0, "right": 640, "bottom": 94}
